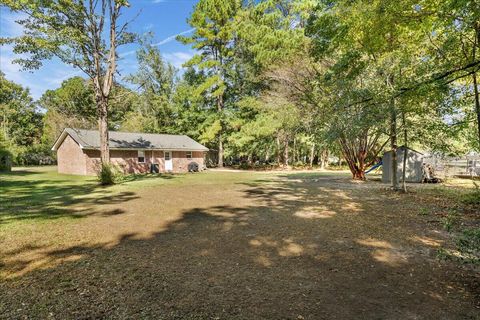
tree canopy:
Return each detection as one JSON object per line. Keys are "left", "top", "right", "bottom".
{"left": 0, "top": 0, "right": 478, "bottom": 183}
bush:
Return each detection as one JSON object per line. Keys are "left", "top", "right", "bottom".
{"left": 442, "top": 209, "right": 458, "bottom": 232}
{"left": 292, "top": 161, "right": 305, "bottom": 168}
{"left": 0, "top": 148, "right": 12, "bottom": 171}
{"left": 14, "top": 144, "right": 56, "bottom": 166}
{"left": 97, "top": 163, "right": 122, "bottom": 185}
{"left": 238, "top": 162, "right": 252, "bottom": 170}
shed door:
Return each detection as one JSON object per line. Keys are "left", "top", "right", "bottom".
{"left": 165, "top": 151, "right": 173, "bottom": 171}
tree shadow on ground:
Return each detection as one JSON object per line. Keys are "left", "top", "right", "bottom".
{"left": 0, "top": 178, "right": 139, "bottom": 225}
{"left": 119, "top": 172, "right": 178, "bottom": 183}
{"left": 0, "top": 170, "right": 41, "bottom": 177}
{"left": 0, "top": 173, "right": 478, "bottom": 319}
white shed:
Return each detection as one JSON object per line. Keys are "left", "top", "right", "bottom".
{"left": 382, "top": 146, "right": 423, "bottom": 183}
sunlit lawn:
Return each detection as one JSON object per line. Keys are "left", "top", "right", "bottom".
{"left": 0, "top": 166, "right": 478, "bottom": 319}
{"left": 0, "top": 166, "right": 267, "bottom": 230}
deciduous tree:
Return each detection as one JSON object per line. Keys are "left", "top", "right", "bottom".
{"left": 1, "top": 0, "right": 134, "bottom": 164}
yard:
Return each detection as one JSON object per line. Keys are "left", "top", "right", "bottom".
{"left": 0, "top": 167, "right": 478, "bottom": 319}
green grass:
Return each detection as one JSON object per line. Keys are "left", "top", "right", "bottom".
{"left": 0, "top": 167, "right": 359, "bottom": 229}
{"left": 0, "top": 166, "right": 267, "bottom": 229}
{"left": 2, "top": 167, "right": 475, "bottom": 230}
{"left": 0, "top": 166, "right": 96, "bottom": 227}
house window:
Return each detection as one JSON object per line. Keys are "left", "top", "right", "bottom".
{"left": 186, "top": 151, "right": 192, "bottom": 160}
{"left": 164, "top": 151, "right": 171, "bottom": 161}
{"left": 138, "top": 150, "right": 145, "bottom": 163}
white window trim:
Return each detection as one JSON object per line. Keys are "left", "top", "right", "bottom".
{"left": 186, "top": 151, "right": 192, "bottom": 160}
{"left": 138, "top": 150, "right": 145, "bottom": 163}
{"left": 164, "top": 151, "right": 171, "bottom": 161}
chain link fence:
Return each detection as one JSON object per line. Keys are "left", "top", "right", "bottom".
{"left": 423, "top": 153, "right": 480, "bottom": 180}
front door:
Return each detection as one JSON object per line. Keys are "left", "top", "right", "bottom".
{"left": 164, "top": 151, "right": 173, "bottom": 171}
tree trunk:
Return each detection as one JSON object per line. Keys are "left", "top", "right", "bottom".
{"left": 473, "top": 71, "right": 480, "bottom": 147}
{"left": 98, "top": 95, "right": 110, "bottom": 164}
{"left": 218, "top": 135, "right": 224, "bottom": 167}
{"left": 217, "top": 94, "right": 224, "bottom": 167}
{"left": 352, "top": 168, "right": 366, "bottom": 180}
{"left": 344, "top": 156, "right": 366, "bottom": 180}
{"left": 473, "top": 23, "right": 480, "bottom": 148}
{"left": 320, "top": 149, "right": 325, "bottom": 169}
{"left": 284, "top": 137, "right": 289, "bottom": 167}
{"left": 309, "top": 144, "right": 315, "bottom": 168}
{"left": 293, "top": 137, "right": 296, "bottom": 163}
{"left": 390, "top": 102, "right": 399, "bottom": 190}
{"left": 401, "top": 112, "right": 408, "bottom": 193}
{"left": 276, "top": 135, "right": 281, "bottom": 165}
{"left": 320, "top": 149, "right": 329, "bottom": 170}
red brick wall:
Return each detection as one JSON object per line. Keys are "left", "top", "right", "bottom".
{"left": 57, "top": 135, "right": 87, "bottom": 175}
{"left": 85, "top": 149, "right": 152, "bottom": 175}
{"left": 73, "top": 147, "right": 205, "bottom": 175}
{"left": 152, "top": 150, "right": 165, "bottom": 172}
{"left": 172, "top": 151, "right": 205, "bottom": 172}
{"left": 56, "top": 132, "right": 206, "bottom": 175}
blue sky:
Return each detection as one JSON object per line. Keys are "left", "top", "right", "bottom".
{"left": 0, "top": 0, "right": 199, "bottom": 99}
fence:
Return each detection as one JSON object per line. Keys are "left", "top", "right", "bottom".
{"left": 423, "top": 154, "right": 480, "bottom": 179}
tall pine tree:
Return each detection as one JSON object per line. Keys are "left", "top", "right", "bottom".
{"left": 178, "top": 0, "right": 241, "bottom": 167}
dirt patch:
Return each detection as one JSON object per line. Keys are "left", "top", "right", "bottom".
{"left": 0, "top": 170, "right": 479, "bottom": 319}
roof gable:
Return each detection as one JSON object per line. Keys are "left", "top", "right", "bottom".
{"left": 52, "top": 128, "right": 209, "bottom": 152}
{"left": 383, "top": 146, "right": 423, "bottom": 155}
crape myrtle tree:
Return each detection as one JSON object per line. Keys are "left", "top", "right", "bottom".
{"left": 0, "top": 0, "right": 135, "bottom": 164}
{"left": 306, "top": 0, "right": 437, "bottom": 186}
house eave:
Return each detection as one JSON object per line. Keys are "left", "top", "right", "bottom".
{"left": 51, "top": 129, "right": 86, "bottom": 151}
{"left": 82, "top": 147, "right": 209, "bottom": 152}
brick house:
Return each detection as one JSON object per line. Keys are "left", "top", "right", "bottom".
{"left": 52, "top": 128, "right": 208, "bottom": 175}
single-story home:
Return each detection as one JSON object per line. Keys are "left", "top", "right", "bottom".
{"left": 52, "top": 128, "right": 208, "bottom": 175}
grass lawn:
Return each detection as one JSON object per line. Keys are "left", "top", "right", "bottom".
{"left": 0, "top": 166, "right": 479, "bottom": 319}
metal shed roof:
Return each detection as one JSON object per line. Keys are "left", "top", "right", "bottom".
{"left": 383, "top": 146, "right": 423, "bottom": 155}
{"left": 52, "top": 128, "right": 209, "bottom": 152}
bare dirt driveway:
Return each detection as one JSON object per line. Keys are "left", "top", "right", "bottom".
{"left": 0, "top": 167, "right": 478, "bottom": 319}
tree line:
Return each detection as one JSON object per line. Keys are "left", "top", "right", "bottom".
{"left": 1, "top": 0, "right": 479, "bottom": 190}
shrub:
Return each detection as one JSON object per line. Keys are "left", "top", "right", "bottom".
{"left": 239, "top": 162, "right": 251, "bottom": 170}
{"left": 97, "top": 163, "right": 122, "bottom": 185}
{"left": 0, "top": 148, "right": 12, "bottom": 171}
{"left": 293, "top": 161, "right": 305, "bottom": 168}
{"left": 14, "top": 144, "right": 56, "bottom": 166}
{"left": 442, "top": 209, "right": 458, "bottom": 232}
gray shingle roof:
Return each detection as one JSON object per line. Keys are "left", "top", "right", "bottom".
{"left": 53, "top": 128, "right": 208, "bottom": 151}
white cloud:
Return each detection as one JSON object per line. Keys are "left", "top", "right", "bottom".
{"left": 143, "top": 23, "right": 154, "bottom": 31}
{"left": 163, "top": 51, "right": 194, "bottom": 69}
{"left": 0, "top": 9, "right": 196, "bottom": 99}
{"left": 120, "top": 28, "right": 195, "bottom": 58}
{"left": 153, "top": 28, "right": 194, "bottom": 46}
